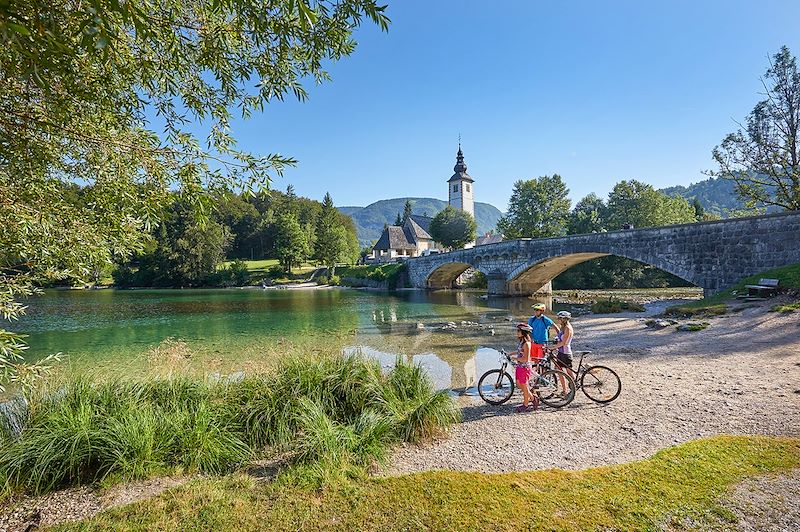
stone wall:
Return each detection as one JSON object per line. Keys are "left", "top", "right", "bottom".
{"left": 406, "top": 211, "right": 800, "bottom": 296}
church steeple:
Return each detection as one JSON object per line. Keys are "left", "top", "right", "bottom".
{"left": 447, "top": 143, "right": 475, "bottom": 218}
{"left": 453, "top": 145, "right": 467, "bottom": 174}
{"left": 448, "top": 145, "right": 474, "bottom": 183}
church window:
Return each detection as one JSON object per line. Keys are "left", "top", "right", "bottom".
{"left": 453, "top": 184, "right": 459, "bottom": 192}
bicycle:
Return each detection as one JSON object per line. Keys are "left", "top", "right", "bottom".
{"left": 542, "top": 346, "right": 622, "bottom": 404}
{"left": 477, "top": 348, "right": 576, "bottom": 408}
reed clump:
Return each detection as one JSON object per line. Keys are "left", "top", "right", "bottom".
{"left": 0, "top": 355, "right": 460, "bottom": 495}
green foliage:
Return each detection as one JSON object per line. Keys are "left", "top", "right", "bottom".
{"left": 590, "top": 299, "right": 646, "bottom": 313}
{"left": 664, "top": 304, "right": 728, "bottom": 318}
{"left": 213, "top": 260, "right": 251, "bottom": 287}
{"left": 771, "top": 301, "right": 800, "bottom": 313}
{"left": 314, "top": 192, "right": 359, "bottom": 268}
{"left": 113, "top": 199, "right": 232, "bottom": 287}
{"left": 497, "top": 175, "right": 571, "bottom": 238}
{"left": 713, "top": 46, "right": 800, "bottom": 211}
{"left": 0, "top": 355, "right": 460, "bottom": 494}
{"left": 337, "top": 264, "right": 406, "bottom": 289}
{"left": 429, "top": 206, "right": 477, "bottom": 249}
{"left": 402, "top": 200, "right": 413, "bottom": 224}
{"left": 57, "top": 436, "right": 800, "bottom": 532}
{"left": 1, "top": 0, "right": 389, "bottom": 388}
{"left": 567, "top": 193, "right": 606, "bottom": 234}
{"left": 605, "top": 180, "right": 696, "bottom": 229}
{"left": 274, "top": 213, "right": 311, "bottom": 274}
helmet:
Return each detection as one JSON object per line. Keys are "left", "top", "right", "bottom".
{"left": 516, "top": 322, "right": 533, "bottom": 332}
{"left": 557, "top": 311, "right": 572, "bottom": 319}
{"left": 531, "top": 303, "right": 546, "bottom": 311}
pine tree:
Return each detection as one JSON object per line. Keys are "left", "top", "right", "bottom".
{"left": 402, "top": 200, "right": 413, "bottom": 223}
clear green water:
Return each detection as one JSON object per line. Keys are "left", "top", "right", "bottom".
{"left": 12, "top": 287, "right": 697, "bottom": 390}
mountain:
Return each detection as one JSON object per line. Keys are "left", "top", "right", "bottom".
{"left": 339, "top": 197, "right": 504, "bottom": 246}
{"left": 660, "top": 177, "right": 747, "bottom": 216}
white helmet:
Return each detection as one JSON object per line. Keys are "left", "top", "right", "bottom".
{"left": 557, "top": 311, "right": 572, "bottom": 319}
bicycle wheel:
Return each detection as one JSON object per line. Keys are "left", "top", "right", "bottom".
{"left": 532, "top": 369, "right": 575, "bottom": 408}
{"left": 580, "top": 365, "right": 621, "bottom": 403}
{"left": 477, "top": 369, "right": 515, "bottom": 405}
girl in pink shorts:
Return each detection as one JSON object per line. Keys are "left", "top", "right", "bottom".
{"left": 514, "top": 323, "right": 539, "bottom": 412}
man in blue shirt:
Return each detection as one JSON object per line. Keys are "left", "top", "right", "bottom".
{"left": 528, "top": 303, "right": 559, "bottom": 361}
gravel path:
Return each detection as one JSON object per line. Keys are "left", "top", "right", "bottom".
{"left": 387, "top": 299, "right": 800, "bottom": 475}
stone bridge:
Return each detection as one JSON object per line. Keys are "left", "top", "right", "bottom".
{"left": 406, "top": 211, "right": 800, "bottom": 296}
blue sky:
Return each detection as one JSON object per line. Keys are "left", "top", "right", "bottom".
{"left": 226, "top": 0, "right": 800, "bottom": 210}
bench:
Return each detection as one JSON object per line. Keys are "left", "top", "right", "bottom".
{"left": 744, "top": 278, "right": 780, "bottom": 297}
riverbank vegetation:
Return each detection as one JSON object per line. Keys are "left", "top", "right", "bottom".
{"left": 55, "top": 436, "right": 800, "bottom": 531}
{"left": 590, "top": 298, "right": 646, "bottom": 314}
{"left": 0, "top": 355, "right": 459, "bottom": 496}
{"left": 664, "top": 262, "right": 800, "bottom": 316}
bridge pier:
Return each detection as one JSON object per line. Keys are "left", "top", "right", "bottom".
{"left": 488, "top": 273, "right": 552, "bottom": 297}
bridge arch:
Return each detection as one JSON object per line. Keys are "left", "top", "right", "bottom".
{"left": 505, "top": 250, "right": 700, "bottom": 295}
{"left": 425, "top": 261, "right": 485, "bottom": 289}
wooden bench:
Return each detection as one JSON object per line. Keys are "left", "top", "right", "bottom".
{"left": 744, "top": 278, "right": 780, "bottom": 297}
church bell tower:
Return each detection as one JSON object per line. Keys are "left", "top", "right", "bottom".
{"left": 448, "top": 144, "right": 475, "bottom": 218}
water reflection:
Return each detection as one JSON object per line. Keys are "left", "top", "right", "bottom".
{"left": 344, "top": 344, "right": 505, "bottom": 393}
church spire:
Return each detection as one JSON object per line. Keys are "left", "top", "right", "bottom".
{"left": 454, "top": 144, "right": 467, "bottom": 174}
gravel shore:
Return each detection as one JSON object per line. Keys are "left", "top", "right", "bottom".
{"left": 387, "top": 299, "right": 800, "bottom": 475}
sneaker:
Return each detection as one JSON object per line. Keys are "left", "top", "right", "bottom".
{"left": 514, "top": 404, "right": 530, "bottom": 413}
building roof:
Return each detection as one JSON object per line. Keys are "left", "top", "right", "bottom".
{"left": 372, "top": 225, "right": 417, "bottom": 251}
{"left": 404, "top": 215, "right": 432, "bottom": 240}
{"left": 476, "top": 232, "right": 503, "bottom": 246}
{"left": 448, "top": 146, "right": 474, "bottom": 183}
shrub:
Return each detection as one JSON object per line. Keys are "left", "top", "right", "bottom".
{"left": 590, "top": 298, "right": 646, "bottom": 313}
{"left": 664, "top": 303, "right": 728, "bottom": 318}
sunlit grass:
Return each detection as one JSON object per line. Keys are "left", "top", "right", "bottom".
{"left": 56, "top": 436, "right": 800, "bottom": 531}
{"left": 0, "top": 355, "right": 459, "bottom": 496}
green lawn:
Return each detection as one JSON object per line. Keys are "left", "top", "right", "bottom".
{"left": 57, "top": 435, "right": 800, "bottom": 531}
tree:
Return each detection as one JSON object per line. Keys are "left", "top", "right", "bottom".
{"left": 605, "top": 180, "right": 695, "bottom": 229}
{"left": 114, "top": 200, "right": 231, "bottom": 287}
{"left": 0, "top": 1, "right": 389, "bottom": 388}
{"left": 496, "top": 175, "right": 571, "bottom": 239}
{"left": 429, "top": 206, "right": 477, "bottom": 249}
{"left": 274, "top": 214, "right": 311, "bottom": 273}
{"left": 314, "top": 192, "right": 355, "bottom": 270}
{"left": 402, "top": 200, "right": 413, "bottom": 223}
{"left": 567, "top": 193, "right": 606, "bottom": 235}
{"left": 713, "top": 46, "right": 800, "bottom": 211}
{"left": 394, "top": 212, "right": 403, "bottom": 226}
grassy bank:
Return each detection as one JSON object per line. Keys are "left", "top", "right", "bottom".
{"left": 666, "top": 262, "right": 800, "bottom": 316}
{"left": 336, "top": 264, "right": 406, "bottom": 289}
{"left": 0, "top": 355, "right": 459, "bottom": 496}
{"left": 58, "top": 436, "right": 800, "bottom": 531}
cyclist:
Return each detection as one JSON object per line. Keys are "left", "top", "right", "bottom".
{"left": 513, "top": 322, "right": 538, "bottom": 412}
{"left": 553, "top": 311, "right": 576, "bottom": 397}
{"left": 528, "top": 303, "right": 559, "bottom": 363}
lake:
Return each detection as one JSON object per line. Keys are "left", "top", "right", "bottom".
{"left": 11, "top": 287, "right": 700, "bottom": 390}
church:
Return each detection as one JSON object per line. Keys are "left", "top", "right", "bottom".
{"left": 369, "top": 146, "right": 500, "bottom": 262}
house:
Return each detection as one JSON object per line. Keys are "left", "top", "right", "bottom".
{"left": 369, "top": 215, "right": 437, "bottom": 262}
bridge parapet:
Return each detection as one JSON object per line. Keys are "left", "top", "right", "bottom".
{"left": 407, "top": 211, "right": 800, "bottom": 296}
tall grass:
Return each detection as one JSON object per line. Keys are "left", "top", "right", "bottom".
{"left": 0, "top": 355, "right": 460, "bottom": 495}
